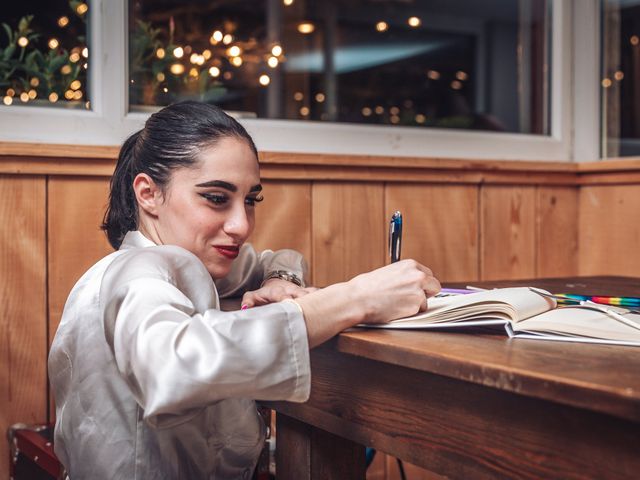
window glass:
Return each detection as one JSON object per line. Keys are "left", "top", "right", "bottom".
{"left": 129, "top": 0, "right": 551, "bottom": 134}
{"left": 602, "top": 0, "right": 640, "bottom": 157}
{"left": 0, "top": 1, "right": 90, "bottom": 109}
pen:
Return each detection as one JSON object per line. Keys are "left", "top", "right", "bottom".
{"left": 389, "top": 211, "right": 402, "bottom": 263}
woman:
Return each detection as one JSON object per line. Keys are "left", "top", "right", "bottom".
{"left": 48, "top": 101, "right": 440, "bottom": 479}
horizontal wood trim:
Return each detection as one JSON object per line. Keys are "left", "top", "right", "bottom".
{"left": 577, "top": 158, "right": 640, "bottom": 171}
{"left": 260, "top": 165, "right": 579, "bottom": 185}
{"left": 0, "top": 141, "right": 119, "bottom": 159}
{"left": 0, "top": 142, "right": 576, "bottom": 171}
{"left": 0, "top": 153, "right": 579, "bottom": 185}
{"left": 3, "top": 142, "right": 640, "bottom": 184}
{"left": 259, "top": 152, "right": 578, "bottom": 172}
{"left": 574, "top": 171, "right": 640, "bottom": 185}
{"left": 0, "top": 155, "right": 114, "bottom": 176}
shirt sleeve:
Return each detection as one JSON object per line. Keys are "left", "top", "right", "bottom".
{"left": 99, "top": 246, "right": 311, "bottom": 428}
{"left": 214, "top": 243, "right": 308, "bottom": 298}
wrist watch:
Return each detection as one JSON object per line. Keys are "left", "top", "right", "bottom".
{"left": 262, "top": 270, "right": 304, "bottom": 287}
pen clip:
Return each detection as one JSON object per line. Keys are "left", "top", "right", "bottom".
{"left": 389, "top": 211, "right": 402, "bottom": 263}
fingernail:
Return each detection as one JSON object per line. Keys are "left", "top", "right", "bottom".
{"left": 241, "top": 304, "right": 249, "bottom": 310}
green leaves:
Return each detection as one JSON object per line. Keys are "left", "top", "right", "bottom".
{"left": 129, "top": 19, "right": 231, "bottom": 106}
{"left": 0, "top": 14, "right": 86, "bottom": 104}
{"left": 2, "top": 44, "right": 15, "bottom": 62}
{"left": 18, "top": 15, "right": 33, "bottom": 34}
{"left": 2, "top": 23, "right": 13, "bottom": 45}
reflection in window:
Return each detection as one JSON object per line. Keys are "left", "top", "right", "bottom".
{"left": 0, "top": 1, "right": 90, "bottom": 109}
{"left": 602, "top": 0, "right": 640, "bottom": 157}
{"left": 130, "top": 0, "right": 550, "bottom": 135}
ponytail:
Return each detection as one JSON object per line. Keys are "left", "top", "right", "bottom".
{"left": 101, "top": 130, "right": 142, "bottom": 249}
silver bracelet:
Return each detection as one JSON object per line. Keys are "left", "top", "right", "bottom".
{"left": 261, "top": 270, "right": 304, "bottom": 287}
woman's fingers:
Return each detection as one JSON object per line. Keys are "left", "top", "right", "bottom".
{"left": 241, "top": 282, "right": 315, "bottom": 309}
{"left": 418, "top": 292, "right": 429, "bottom": 312}
{"left": 423, "top": 274, "right": 441, "bottom": 298}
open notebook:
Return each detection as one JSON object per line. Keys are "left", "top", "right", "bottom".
{"left": 365, "top": 287, "right": 640, "bottom": 347}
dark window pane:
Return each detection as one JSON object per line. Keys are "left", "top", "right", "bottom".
{"left": 0, "top": 1, "right": 90, "bottom": 109}
{"left": 602, "top": 0, "right": 640, "bottom": 157}
{"left": 129, "top": 0, "right": 550, "bottom": 135}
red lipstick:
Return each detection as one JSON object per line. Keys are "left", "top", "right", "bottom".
{"left": 214, "top": 245, "right": 240, "bottom": 259}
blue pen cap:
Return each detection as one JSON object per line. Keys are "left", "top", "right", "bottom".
{"left": 389, "top": 210, "right": 402, "bottom": 262}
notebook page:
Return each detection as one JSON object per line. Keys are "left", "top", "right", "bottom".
{"left": 392, "top": 287, "right": 555, "bottom": 324}
{"left": 512, "top": 306, "right": 640, "bottom": 342}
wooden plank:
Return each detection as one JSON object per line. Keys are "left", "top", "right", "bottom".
{"left": 276, "top": 413, "right": 366, "bottom": 480}
{"left": 48, "top": 177, "right": 113, "bottom": 344}
{"left": 1, "top": 147, "right": 588, "bottom": 185}
{"left": 385, "top": 184, "right": 479, "bottom": 283}
{"left": 260, "top": 165, "right": 578, "bottom": 185}
{"left": 0, "top": 158, "right": 579, "bottom": 184}
{"left": 578, "top": 172, "right": 640, "bottom": 185}
{"left": 250, "top": 180, "right": 312, "bottom": 271}
{"left": 261, "top": 152, "right": 578, "bottom": 172}
{"left": 577, "top": 158, "right": 640, "bottom": 171}
{"left": 0, "top": 156, "right": 116, "bottom": 177}
{"left": 0, "top": 175, "right": 47, "bottom": 478}
{"left": 0, "top": 143, "right": 580, "bottom": 171}
{"left": 0, "top": 142, "right": 118, "bottom": 158}
{"left": 269, "top": 347, "right": 640, "bottom": 480}
{"left": 536, "top": 187, "right": 579, "bottom": 277}
{"left": 5, "top": 144, "right": 640, "bottom": 183}
{"left": 336, "top": 275, "right": 640, "bottom": 422}
{"left": 276, "top": 413, "right": 312, "bottom": 480}
{"left": 579, "top": 185, "right": 640, "bottom": 276}
{"left": 334, "top": 328, "right": 640, "bottom": 422}
{"left": 480, "top": 186, "right": 536, "bottom": 280}
{"left": 312, "top": 183, "right": 385, "bottom": 287}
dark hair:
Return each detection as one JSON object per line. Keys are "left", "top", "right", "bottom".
{"left": 101, "top": 101, "right": 258, "bottom": 249}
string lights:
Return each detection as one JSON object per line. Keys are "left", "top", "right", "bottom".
{"left": 1, "top": 4, "right": 89, "bottom": 108}
{"left": 1, "top": 2, "right": 476, "bottom": 129}
{"left": 126, "top": 15, "right": 289, "bottom": 106}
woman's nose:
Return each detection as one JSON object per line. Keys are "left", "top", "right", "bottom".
{"left": 224, "top": 205, "right": 252, "bottom": 238}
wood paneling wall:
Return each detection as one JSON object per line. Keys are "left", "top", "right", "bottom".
{"left": 386, "top": 184, "right": 479, "bottom": 282}
{"left": 312, "top": 182, "right": 386, "bottom": 286}
{"left": 0, "top": 175, "right": 47, "bottom": 478}
{"left": 48, "top": 177, "right": 112, "bottom": 340}
{"left": 578, "top": 184, "right": 640, "bottom": 276}
{"left": 1, "top": 149, "right": 639, "bottom": 480}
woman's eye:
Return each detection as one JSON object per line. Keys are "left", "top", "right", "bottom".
{"left": 200, "top": 193, "right": 228, "bottom": 205}
{"left": 245, "top": 195, "right": 264, "bottom": 206}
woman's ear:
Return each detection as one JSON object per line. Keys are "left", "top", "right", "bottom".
{"left": 133, "top": 173, "right": 163, "bottom": 216}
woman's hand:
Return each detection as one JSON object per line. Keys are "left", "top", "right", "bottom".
{"left": 346, "top": 259, "right": 441, "bottom": 324}
{"left": 294, "top": 259, "right": 441, "bottom": 348}
{"left": 241, "top": 279, "right": 317, "bottom": 308}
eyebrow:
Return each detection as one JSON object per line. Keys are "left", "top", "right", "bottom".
{"left": 195, "top": 180, "right": 262, "bottom": 193}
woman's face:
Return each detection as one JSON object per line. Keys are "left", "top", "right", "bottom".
{"left": 152, "top": 136, "right": 261, "bottom": 278}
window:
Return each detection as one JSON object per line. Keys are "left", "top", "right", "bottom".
{"left": 602, "top": 0, "right": 640, "bottom": 157}
{"left": 0, "top": 1, "right": 90, "bottom": 109}
{"left": 129, "top": 0, "right": 551, "bottom": 135}
{"left": 0, "top": 1, "right": 578, "bottom": 161}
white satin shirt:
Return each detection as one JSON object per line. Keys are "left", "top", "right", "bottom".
{"left": 48, "top": 231, "right": 311, "bottom": 479}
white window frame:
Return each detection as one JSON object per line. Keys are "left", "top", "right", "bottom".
{"left": 0, "top": 0, "right": 600, "bottom": 162}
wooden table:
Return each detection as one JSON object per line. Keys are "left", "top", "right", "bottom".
{"left": 264, "top": 277, "right": 640, "bottom": 479}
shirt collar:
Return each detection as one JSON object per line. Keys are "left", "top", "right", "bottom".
{"left": 120, "top": 231, "right": 157, "bottom": 250}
